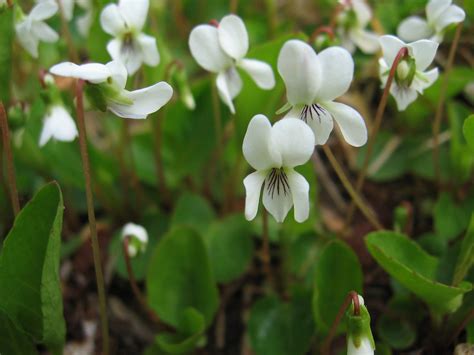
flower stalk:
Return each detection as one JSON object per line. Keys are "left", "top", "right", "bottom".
{"left": 433, "top": 22, "right": 463, "bottom": 184}
{"left": 0, "top": 102, "right": 20, "bottom": 216}
{"left": 346, "top": 46, "right": 409, "bottom": 228}
{"left": 75, "top": 80, "right": 110, "bottom": 354}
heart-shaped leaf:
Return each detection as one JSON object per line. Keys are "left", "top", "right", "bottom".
{"left": 365, "top": 231, "right": 472, "bottom": 314}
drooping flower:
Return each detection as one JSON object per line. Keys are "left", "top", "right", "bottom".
{"left": 15, "top": 1, "right": 59, "bottom": 58}
{"left": 49, "top": 60, "right": 173, "bottom": 119}
{"left": 100, "top": 0, "right": 159, "bottom": 75}
{"left": 121, "top": 222, "right": 148, "bottom": 258}
{"left": 39, "top": 105, "right": 78, "bottom": 146}
{"left": 189, "top": 14, "right": 275, "bottom": 114}
{"left": 335, "top": 0, "right": 379, "bottom": 54}
{"left": 379, "top": 35, "right": 439, "bottom": 111}
{"left": 397, "top": 0, "right": 465, "bottom": 43}
{"left": 277, "top": 39, "right": 367, "bottom": 147}
{"left": 243, "top": 115, "right": 315, "bottom": 223}
{"left": 346, "top": 295, "right": 375, "bottom": 355}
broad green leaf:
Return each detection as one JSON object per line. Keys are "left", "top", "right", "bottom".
{"left": 453, "top": 214, "right": 474, "bottom": 285}
{"left": 0, "top": 182, "right": 65, "bottom": 351}
{"left": 146, "top": 227, "right": 219, "bottom": 329}
{"left": 312, "top": 240, "right": 363, "bottom": 333}
{"left": 0, "top": 5, "right": 13, "bottom": 103}
{"left": 156, "top": 308, "right": 206, "bottom": 354}
{"left": 0, "top": 311, "right": 37, "bottom": 355}
{"left": 170, "top": 193, "right": 216, "bottom": 236}
{"left": 448, "top": 102, "right": 473, "bottom": 182}
{"left": 248, "top": 290, "right": 315, "bottom": 355}
{"left": 365, "top": 231, "right": 472, "bottom": 314}
{"left": 204, "top": 214, "right": 254, "bottom": 283}
{"left": 434, "top": 192, "right": 471, "bottom": 242}
{"left": 463, "top": 114, "right": 474, "bottom": 152}
{"left": 377, "top": 314, "right": 416, "bottom": 350}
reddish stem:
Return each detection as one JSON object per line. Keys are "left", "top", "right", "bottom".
{"left": 309, "top": 26, "right": 335, "bottom": 44}
{"left": 209, "top": 19, "right": 220, "bottom": 27}
{"left": 321, "top": 291, "right": 360, "bottom": 355}
{"left": 0, "top": 102, "right": 20, "bottom": 216}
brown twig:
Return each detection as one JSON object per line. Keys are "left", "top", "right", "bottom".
{"left": 433, "top": 23, "right": 463, "bottom": 184}
{"left": 321, "top": 291, "right": 360, "bottom": 355}
{"left": 346, "top": 47, "right": 409, "bottom": 228}
{"left": 0, "top": 102, "right": 20, "bottom": 216}
{"left": 75, "top": 80, "right": 110, "bottom": 354}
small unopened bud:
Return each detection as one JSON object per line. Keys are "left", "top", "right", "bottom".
{"left": 174, "top": 66, "right": 195, "bottom": 110}
{"left": 122, "top": 223, "right": 148, "bottom": 258}
{"left": 346, "top": 295, "right": 375, "bottom": 355}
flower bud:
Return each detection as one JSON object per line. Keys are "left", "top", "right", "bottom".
{"left": 121, "top": 223, "right": 148, "bottom": 258}
{"left": 346, "top": 295, "right": 375, "bottom": 355}
{"left": 173, "top": 66, "right": 195, "bottom": 110}
{"left": 395, "top": 57, "right": 416, "bottom": 88}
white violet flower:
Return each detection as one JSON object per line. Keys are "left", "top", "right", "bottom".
{"left": 49, "top": 60, "right": 173, "bottom": 119}
{"left": 39, "top": 105, "right": 78, "bottom": 147}
{"left": 189, "top": 14, "right": 275, "bottom": 114}
{"left": 15, "top": 1, "right": 59, "bottom": 58}
{"left": 397, "top": 0, "right": 465, "bottom": 43}
{"left": 121, "top": 223, "right": 148, "bottom": 258}
{"left": 379, "top": 35, "right": 439, "bottom": 111}
{"left": 100, "top": 0, "right": 159, "bottom": 75}
{"left": 335, "top": 0, "right": 379, "bottom": 54}
{"left": 243, "top": 115, "right": 315, "bottom": 223}
{"left": 277, "top": 39, "right": 367, "bottom": 147}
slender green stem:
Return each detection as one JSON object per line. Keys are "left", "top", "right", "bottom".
{"left": 121, "top": 120, "right": 144, "bottom": 210}
{"left": 75, "top": 80, "right": 109, "bottom": 354}
{"left": 433, "top": 23, "right": 463, "bottom": 184}
{"left": 57, "top": 0, "right": 79, "bottom": 62}
{"left": 0, "top": 102, "right": 20, "bottom": 216}
{"left": 230, "top": 0, "right": 239, "bottom": 13}
{"left": 261, "top": 208, "right": 271, "bottom": 278}
{"left": 152, "top": 109, "right": 170, "bottom": 207}
{"left": 322, "top": 145, "right": 383, "bottom": 230}
{"left": 321, "top": 291, "right": 360, "bottom": 355}
{"left": 264, "top": 0, "right": 277, "bottom": 38}
{"left": 346, "top": 47, "right": 409, "bottom": 228}
{"left": 211, "top": 79, "right": 223, "bottom": 162}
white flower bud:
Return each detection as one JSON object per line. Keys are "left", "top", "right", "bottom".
{"left": 121, "top": 223, "right": 148, "bottom": 258}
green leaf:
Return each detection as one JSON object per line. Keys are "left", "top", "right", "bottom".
{"left": 365, "top": 231, "right": 472, "bottom": 314}
{"left": 0, "top": 5, "right": 13, "bottom": 103}
{"left": 156, "top": 308, "right": 206, "bottom": 354}
{"left": 453, "top": 214, "right": 474, "bottom": 285}
{"left": 146, "top": 227, "right": 219, "bottom": 329}
{"left": 0, "top": 311, "right": 37, "bottom": 355}
{"left": 312, "top": 240, "right": 363, "bottom": 333}
{"left": 463, "top": 114, "right": 474, "bottom": 152}
{"left": 0, "top": 182, "right": 65, "bottom": 351}
{"left": 204, "top": 214, "right": 254, "bottom": 283}
{"left": 170, "top": 193, "right": 216, "bottom": 236}
{"left": 377, "top": 314, "right": 416, "bottom": 350}
{"left": 248, "top": 290, "right": 315, "bottom": 355}
{"left": 434, "top": 192, "right": 472, "bottom": 242}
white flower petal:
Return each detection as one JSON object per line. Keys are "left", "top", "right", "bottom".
{"left": 427, "top": 0, "right": 452, "bottom": 24}
{"left": 287, "top": 169, "right": 310, "bottom": 223}
{"left": 16, "top": 21, "right": 39, "bottom": 57}
{"left": 39, "top": 105, "right": 78, "bottom": 146}
{"left": 121, "top": 223, "right": 148, "bottom": 243}
{"left": 113, "top": 38, "right": 143, "bottom": 75}
{"left": 262, "top": 170, "right": 293, "bottom": 223}
{"left": 434, "top": 5, "right": 465, "bottom": 33}
{"left": 277, "top": 39, "right": 321, "bottom": 105}
{"left": 31, "top": 22, "right": 59, "bottom": 43}
{"left": 106, "top": 38, "right": 121, "bottom": 61}
{"left": 77, "top": 12, "right": 93, "bottom": 37}
{"left": 60, "top": 0, "right": 75, "bottom": 21}
{"left": 238, "top": 58, "right": 275, "bottom": 90}
{"left": 105, "top": 60, "right": 128, "bottom": 88}
{"left": 137, "top": 33, "right": 160, "bottom": 67}
{"left": 119, "top": 0, "right": 149, "bottom": 31}
{"left": 389, "top": 84, "right": 418, "bottom": 111}
{"left": 29, "top": 1, "right": 58, "bottom": 21}
{"left": 243, "top": 114, "right": 281, "bottom": 170}
{"left": 243, "top": 171, "right": 266, "bottom": 221}
{"left": 347, "top": 335, "right": 374, "bottom": 355}
{"left": 271, "top": 118, "right": 315, "bottom": 167}
{"left": 100, "top": 4, "right": 126, "bottom": 36}
{"left": 317, "top": 46, "right": 353, "bottom": 101}
{"left": 50, "top": 62, "right": 111, "bottom": 83}
{"left": 323, "top": 101, "right": 367, "bottom": 147}
{"left": 409, "top": 39, "right": 438, "bottom": 71}
{"left": 412, "top": 67, "right": 439, "bottom": 93}
{"left": 349, "top": 28, "right": 380, "bottom": 54}
{"left": 218, "top": 14, "right": 249, "bottom": 60}
{"left": 216, "top": 67, "right": 242, "bottom": 114}
{"left": 108, "top": 81, "right": 173, "bottom": 119}
{"left": 379, "top": 35, "right": 406, "bottom": 67}
{"left": 353, "top": 0, "right": 372, "bottom": 27}
{"left": 397, "top": 16, "right": 432, "bottom": 42}
{"left": 297, "top": 105, "right": 334, "bottom": 145}
{"left": 189, "top": 25, "right": 233, "bottom": 73}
